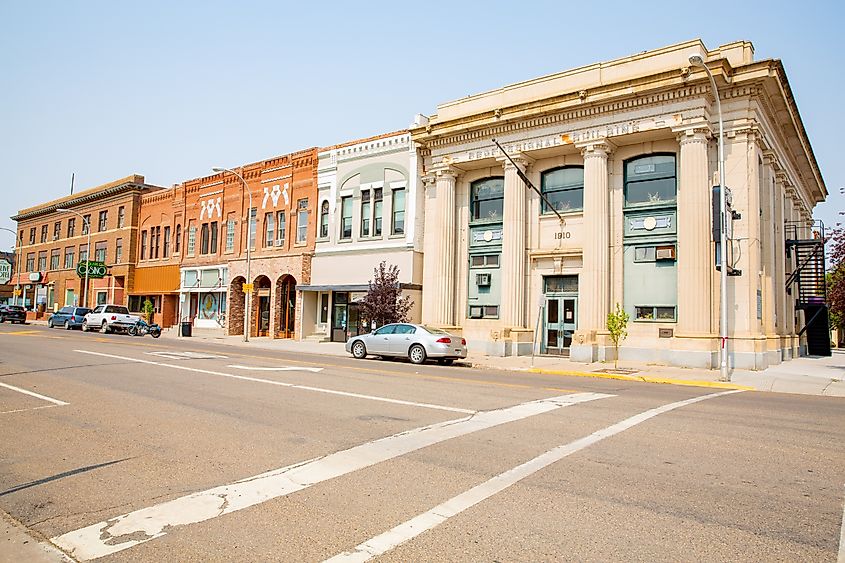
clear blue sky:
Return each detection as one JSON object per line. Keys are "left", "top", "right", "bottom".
{"left": 1, "top": 0, "right": 842, "bottom": 240}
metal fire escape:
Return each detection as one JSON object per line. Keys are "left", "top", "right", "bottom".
{"left": 785, "top": 219, "right": 831, "bottom": 356}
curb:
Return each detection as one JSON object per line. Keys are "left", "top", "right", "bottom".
{"left": 519, "top": 367, "right": 755, "bottom": 391}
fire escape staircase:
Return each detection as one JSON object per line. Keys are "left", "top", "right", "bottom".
{"left": 785, "top": 220, "right": 831, "bottom": 356}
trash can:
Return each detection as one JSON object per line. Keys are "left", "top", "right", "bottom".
{"left": 181, "top": 321, "right": 192, "bottom": 337}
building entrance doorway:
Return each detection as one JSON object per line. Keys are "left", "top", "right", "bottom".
{"left": 542, "top": 275, "right": 578, "bottom": 356}
{"left": 254, "top": 276, "right": 272, "bottom": 337}
{"left": 277, "top": 275, "right": 296, "bottom": 339}
{"left": 330, "top": 291, "right": 367, "bottom": 342}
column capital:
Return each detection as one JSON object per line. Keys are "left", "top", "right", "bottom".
{"left": 421, "top": 173, "right": 437, "bottom": 187}
{"left": 497, "top": 152, "right": 534, "bottom": 171}
{"left": 431, "top": 164, "right": 463, "bottom": 180}
{"left": 578, "top": 139, "right": 615, "bottom": 158}
{"left": 675, "top": 126, "right": 711, "bottom": 145}
{"left": 762, "top": 150, "right": 779, "bottom": 169}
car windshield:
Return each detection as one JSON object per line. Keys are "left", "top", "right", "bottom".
{"left": 107, "top": 306, "right": 130, "bottom": 314}
{"left": 420, "top": 325, "right": 448, "bottom": 335}
{"left": 76, "top": 308, "right": 91, "bottom": 315}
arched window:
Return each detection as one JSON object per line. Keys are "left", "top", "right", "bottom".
{"left": 320, "top": 200, "right": 329, "bottom": 238}
{"left": 624, "top": 155, "right": 676, "bottom": 207}
{"left": 470, "top": 177, "right": 504, "bottom": 222}
{"left": 541, "top": 167, "right": 584, "bottom": 213}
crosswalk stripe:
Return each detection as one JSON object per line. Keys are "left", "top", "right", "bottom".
{"left": 51, "top": 391, "right": 612, "bottom": 560}
{"left": 326, "top": 389, "right": 744, "bottom": 562}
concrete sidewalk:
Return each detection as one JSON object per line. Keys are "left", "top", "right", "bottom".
{"left": 1, "top": 510, "right": 71, "bottom": 563}
{"left": 155, "top": 327, "right": 845, "bottom": 397}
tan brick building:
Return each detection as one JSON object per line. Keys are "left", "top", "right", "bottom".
{"left": 164, "top": 148, "right": 318, "bottom": 338}
{"left": 11, "top": 175, "right": 163, "bottom": 315}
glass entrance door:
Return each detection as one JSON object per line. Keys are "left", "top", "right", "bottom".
{"left": 257, "top": 292, "right": 270, "bottom": 337}
{"left": 544, "top": 296, "right": 577, "bottom": 355}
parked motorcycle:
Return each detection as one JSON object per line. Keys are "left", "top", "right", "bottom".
{"left": 128, "top": 318, "right": 162, "bottom": 338}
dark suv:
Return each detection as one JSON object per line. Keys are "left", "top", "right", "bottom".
{"left": 0, "top": 304, "right": 27, "bottom": 324}
{"left": 48, "top": 306, "right": 92, "bottom": 330}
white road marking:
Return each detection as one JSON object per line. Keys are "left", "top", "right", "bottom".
{"left": 327, "top": 389, "right": 744, "bottom": 563}
{"left": 0, "top": 381, "right": 69, "bottom": 406}
{"left": 0, "top": 404, "right": 61, "bottom": 415}
{"left": 228, "top": 364, "right": 323, "bottom": 373}
{"left": 146, "top": 351, "right": 228, "bottom": 360}
{"left": 75, "top": 349, "right": 471, "bottom": 414}
{"left": 838, "top": 484, "right": 845, "bottom": 563}
{"left": 51, "top": 391, "right": 613, "bottom": 560}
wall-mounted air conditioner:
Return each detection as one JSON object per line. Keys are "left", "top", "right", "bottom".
{"left": 656, "top": 245, "right": 676, "bottom": 261}
{"left": 476, "top": 273, "right": 491, "bottom": 286}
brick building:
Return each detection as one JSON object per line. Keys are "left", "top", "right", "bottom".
{"left": 172, "top": 148, "right": 318, "bottom": 338}
{"left": 11, "top": 175, "right": 163, "bottom": 315}
{"left": 131, "top": 186, "right": 183, "bottom": 327}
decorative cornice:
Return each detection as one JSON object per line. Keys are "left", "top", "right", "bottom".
{"left": 12, "top": 182, "right": 152, "bottom": 222}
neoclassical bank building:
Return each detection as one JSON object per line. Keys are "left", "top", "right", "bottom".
{"left": 412, "top": 39, "right": 826, "bottom": 369}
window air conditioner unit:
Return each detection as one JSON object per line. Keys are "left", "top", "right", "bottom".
{"left": 476, "top": 273, "right": 491, "bottom": 286}
{"left": 276, "top": 239, "right": 284, "bottom": 246}
{"left": 656, "top": 245, "right": 676, "bottom": 261}
{"left": 469, "top": 306, "right": 483, "bottom": 319}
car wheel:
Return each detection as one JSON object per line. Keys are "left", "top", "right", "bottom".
{"left": 0, "top": 316, "right": 4, "bottom": 323}
{"left": 351, "top": 340, "right": 367, "bottom": 359}
{"left": 65, "top": 320, "right": 72, "bottom": 330}
{"left": 100, "top": 322, "right": 109, "bottom": 334}
{"left": 81, "top": 320, "right": 88, "bottom": 332}
{"left": 408, "top": 344, "right": 427, "bottom": 365}
{"left": 48, "top": 319, "right": 53, "bottom": 328}
{"left": 438, "top": 359, "right": 454, "bottom": 366}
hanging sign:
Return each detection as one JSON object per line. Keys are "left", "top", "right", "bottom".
{"left": 76, "top": 261, "right": 107, "bottom": 279}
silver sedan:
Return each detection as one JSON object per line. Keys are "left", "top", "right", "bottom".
{"left": 345, "top": 323, "right": 467, "bottom": 365}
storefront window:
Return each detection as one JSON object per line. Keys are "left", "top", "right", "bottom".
{"left": 541, "top": 167, "right": 584, "bottom": 213}
{"left": 624, "top": 155, "right": 676, "bottom": 207}
{"left": 470, "top": 177, "right": 504, "bottom": 222}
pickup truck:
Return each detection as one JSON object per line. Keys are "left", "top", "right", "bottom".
{"left": 82, "top": 304, "right": 141, "bottom": 334}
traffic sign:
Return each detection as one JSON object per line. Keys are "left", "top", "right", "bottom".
{"left": 76, "top": 260, "right": 108, "bottom": 279}
{"left": 242, "top": 283, "right": 254, "bottom": 293}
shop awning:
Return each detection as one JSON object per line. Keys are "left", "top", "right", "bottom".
{"left": 298, "top": 283, "right": 422, "bottom": 292}
{"left": 132, "top": 265, "right": 180, "bottom": 294}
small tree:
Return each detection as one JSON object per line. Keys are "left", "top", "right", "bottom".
{"left": 143, "top": 299, "right": 155, "bottom": 324}
{"left": 359, "top": 261, "right": 413, "bottom": 329}
{"left": 606, "top": 302, "right": 630, "bottom": 369}
{"left": 828, "top": 227, "right": 845, "bottom": 346}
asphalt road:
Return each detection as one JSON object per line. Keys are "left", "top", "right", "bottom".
{"left": 1, "top": 323, "right": 843, "bottom": 562}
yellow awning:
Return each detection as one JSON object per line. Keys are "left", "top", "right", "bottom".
{"left": 132, "top": 265, "right": 180, "bottom": 294}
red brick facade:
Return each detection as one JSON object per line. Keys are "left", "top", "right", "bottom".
{"left": 11, "top": 175, "right": 162, "bottom": 313}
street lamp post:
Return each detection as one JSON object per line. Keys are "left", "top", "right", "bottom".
{"left": 0, "top": 227, "right": 22, "bottom": 306}
{"left": 213, "top": 167, "right": 252, "bottom": 342}
{"left": 57, "top": 208, "right": 91, "bottom": 309}
{"left": 689, "top": 54, "right": 729, "bottom": 382}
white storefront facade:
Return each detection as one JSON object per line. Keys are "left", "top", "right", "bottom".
{"left": 412, "top": 40, "right": 826, "bottom": 369}
{"left": 299, "top": 132, "right": 424, "bottom": 342}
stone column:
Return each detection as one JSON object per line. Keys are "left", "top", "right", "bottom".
{"left": 579, "top": 141, "right": 612, "bottom": 333}
{"left": 422, "top": 168, "right": 458, "bottom": 326}
{"left": 421, "top": 174, "right": 439, "bottom": 325}
{"left": 500, "top": 156, "right": 530, "bottom": 328}
{"left": 773, "top": 171, "right": 788, "bottom": 351}
{"left": 784, "top": 186, "right": 798, "bottom": 338}
{"left": 676, "top": 128, "right": 713, "bottom": 335}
